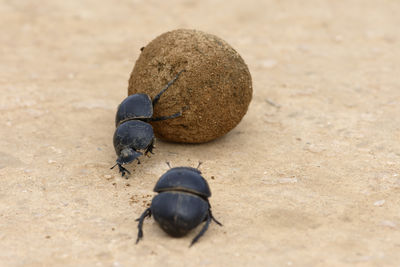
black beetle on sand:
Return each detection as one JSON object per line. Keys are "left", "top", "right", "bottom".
{"left": 136, "top": 163, "right": 222, "bottom": 247}
{"left": 111, "top": 70, "right": 185, "bottom": 177}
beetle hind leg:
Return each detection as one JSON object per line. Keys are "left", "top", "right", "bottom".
{"left": 150, "top": 111, "right": 182, "bottom": 122}
{"left": 207, "top": 201, "right": 222, "bottom": 226}
{"left": 189, "top": 214, "right": 211, "bottom": 247}
{"left": 152, "top": 69, "right": 185, "bottom": 106}
{"left": 136, "top": 208, "right": 152, "bottom": 244}
{"left": 209, "top": 209, "right": 223, "bottom": 226}
{"left": 150, "top": 105, "right": 189, "bottom": 122}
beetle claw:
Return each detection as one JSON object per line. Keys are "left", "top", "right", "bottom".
{"left": 118, "top": 164, "right": 131, "bottom": 177}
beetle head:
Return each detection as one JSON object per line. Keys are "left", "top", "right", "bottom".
{"left": 117, "top": 148, "right": 142, "bottom": 165}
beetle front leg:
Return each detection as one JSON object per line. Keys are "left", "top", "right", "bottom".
{"left": 145, "top": 138, "right": 155, "bottom": 156}
{"left": 110, "top": 163, "right": 131, "bottom": 177}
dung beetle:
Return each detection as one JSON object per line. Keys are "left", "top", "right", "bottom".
{"left": 136, "top": 163, "right": 222, "bottom": 246}
{"left": 111, "top": 70, "right": 185, "bottom": 177}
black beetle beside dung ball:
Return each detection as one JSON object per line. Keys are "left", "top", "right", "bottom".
{"left": 129, "top": 29, "right": 252, "bottom": 143}
{"left": 111, "top": 71, "right": 185, "bottom": 176}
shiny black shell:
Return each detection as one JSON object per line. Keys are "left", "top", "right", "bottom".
{"left": 113, "top": 120, "right": 154, "bottom": 155}
{"left": 151, "top": 192, "right": 208, "bottom": 237}
{"left": 150, "top": 167, "right": 211, "bottom": 237}
{"left": 115, "top": 94, "right": 153, "bottom": 127}
{"left": 154, "top": 167, "right": 211, "bottom": 197}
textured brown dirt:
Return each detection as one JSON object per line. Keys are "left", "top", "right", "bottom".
{"left": 1, "top": 0, "right": 400, "bottom": 266}
{"left": 128, "top": 29, "right": 252, "bottom": 143}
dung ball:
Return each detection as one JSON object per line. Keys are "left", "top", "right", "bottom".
{"left": 128, "top": 29, "right": 252, "bottom": 143}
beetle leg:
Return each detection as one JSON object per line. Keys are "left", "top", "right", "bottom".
{"left": 110, "top": 163, "right": 131, "bottom": 177}
{"left": 209, "top": 209, "right": 222, "bottom": 226}
{"left": 190, "top": 214, "right": 211, "bottom": 247}
{"left": 135, "top": 208, "right": 151, "bottom": 244}
{"left": 206, "top": 201, "right": 222, "bottom": 225}
{"left": 150, "top": 111, "right": 182, "bottom": 122}
{"left": 145, "top": 139, "right": 155, "bottom": 156}
{"left": 119, "top": 165, "right": 131, "bottom": 177}
{"left": 152, "top": 69, "right": 185, "bottom": 106}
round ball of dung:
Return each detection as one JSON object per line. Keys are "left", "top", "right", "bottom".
{"left": 128, "top": 29, "right": 252, "bottom": 143}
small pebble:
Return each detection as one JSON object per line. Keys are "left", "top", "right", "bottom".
{"left": 373, "top": 199, "right": 385, "bottom": 206}
{"left": 380, "top": 220, "right": 396, "bottom": 228}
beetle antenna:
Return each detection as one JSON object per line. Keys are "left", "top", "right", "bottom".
{"left": 197, "top": 161, "right": 203, "bottom": 169}
{"left": 110, "top": 163, "right": 118, "bottom": 170}
{"left": 166, "top": 161, "right": 172, "bottom": 169}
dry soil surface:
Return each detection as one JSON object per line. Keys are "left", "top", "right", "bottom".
{"left": 1, "top": 0, "right": 400, "bottom": 266}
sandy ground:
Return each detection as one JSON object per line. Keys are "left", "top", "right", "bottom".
{"left": 1, "top": 0, "right": 400, "bottom": 266}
